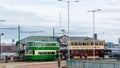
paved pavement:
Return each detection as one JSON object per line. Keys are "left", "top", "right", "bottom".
{"left": 0, "top": 61, "right": 66, "bottom": 68}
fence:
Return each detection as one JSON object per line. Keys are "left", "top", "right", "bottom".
{"left": 66, "top": 59, "right": 120, "bottom": 68}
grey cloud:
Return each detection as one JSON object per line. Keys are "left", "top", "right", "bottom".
{"left": 103, "top": 8, "right": 120, "bottom": 13}
{"left": 0, "top": 6, "right": 59, "bottom": 27}
{"left": 6, "top": 0, "right": 58, "bottom": 6}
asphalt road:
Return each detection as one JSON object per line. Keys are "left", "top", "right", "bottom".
{"left": 0, "top": 61, "right": 66, "bottom": 68}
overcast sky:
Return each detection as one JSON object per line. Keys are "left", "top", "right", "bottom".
{"left": 0, "top": 0, "right": 120, "bottom": 44}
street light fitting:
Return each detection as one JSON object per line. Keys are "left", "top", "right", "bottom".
{"left": 88, "top": 9, "right": 101, "bottom": 12}
{"left": 61, "top": 29, "right": 65, "bottom": 33}
{"left": 75, "top": 0, "right": 79, "bottom": 2}
{"left": 93, "top": 9, "right": 101, "bottom": 12}
{"left": 58, "top": 0, "right": 79, "bottom": 2}
{"left": 0, "top": 20, "right": 5, "bottom": 22}
{"left": 97, "top": 9, "right": 101, "bottom": 11}
{"left": 0, "top": 33, "right": 4, "bottom": 36}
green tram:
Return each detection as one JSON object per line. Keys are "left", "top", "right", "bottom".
{"left": 24, "top": 40, "right": 59, "bottom": 61}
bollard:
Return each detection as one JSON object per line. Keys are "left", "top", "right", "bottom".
{"left": 5, "top": 56, "right": 8, "bottom": 63}
{"left": 57, "top": 57, "right": 61, "bottom": 68}
{"left": 58, "top": 60, "right": 61, "bottom": 68}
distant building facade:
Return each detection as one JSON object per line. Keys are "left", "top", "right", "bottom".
{"left": 0, "top": 44, "right": 17, "bottom": 59}
{"left": 105, "top": 42, "right": 114, "bottom": 48}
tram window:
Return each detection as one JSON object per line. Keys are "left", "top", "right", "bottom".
{"left": 48, "top": 52, "right": 50, "bottom": 54}
{"left": 79, "top": 50, "right": 83, "bottom": 53}
{"left": 33, "top": 51, "right": 35, "bottom": 55}
{"left": 78, "top": 42, "right": 80, "bottom": 46}
{"left": 75, "top": 50, "right": 79, "bottom": 54}
{"left": 25, "top": 50, "right": 28, "bottom": 54}
{"left": 91, "top": 42, "right": 93, "bottom": 45}
{"left": 51, "top": 52, "right": 55, "bottom": 54}
{"left": 44, "top": 52, "right": 48, "bottom": 54}
{"left": 75, "top": 42, "right": 78, "bottom": 45}
{"left": 95, "top": 42, "right": 98, "bottom": 45}
{"left": 38, "top": 52, "right": 55, "bottom": 55}
{"left": 71, "top": 50, "right": 73, "bottom": 54}
{"left": 80, "top": 42, "right": 83, "bottom": 46}
{"left": 48, "top": 43, "right": 55, "bottom": 46}
{"left": 53, "top": 43, "right": 57, "bottom": 46}
{"left": 50, "top": 52, "right": 52, "bottom": 54}
{"left": 46, "top": 43, "right": 49, "bottom": 46}
{"left": 87, "top": 42, "right": 89, "bottom": 45}
{"left": 49, "top": 43, "right": 52, "bottom": 46}
{"left": 85, "top": 42, "right": 87, "bottom": 45}
{"left": 83, "top": 42, "right": 85, "bottom": 45}
{"left": 83, "top": 42, "right": 86, "bottom": 45}
{"left": 36, "top": 43, "right": 44, "bottom": 46}
{"left": 47, "top": 52, "right": 55, "bottom": 54}
{"left": 38, "top": 52, "right": 43, "bottom": 54}
{"left": 27, "top": 50, "right": 33, "bottom": 54}
{"left": 88, "top": 50, "right": 92, "bottom": 53}
{"left": 71, "top": 50, "right": 75, "bottom": 54}
{"left": 99, "top": 42, "right": 101, "bottom": 45}
{"left": 80, "top": 50, "right": 84, "bottom": 53}
{"left": 71, "top": 42, "right": 74, "bottom": 45}
{"left": 27, "top": 42, "right": 35, "bottom": 46}
{"left": 29, "top": 51, "right": 33, "bottom": 54}
{"left": 47, "top": 43, "right": 52, "bottom": 46}
{"left": 101, "top": 42, "right": 103, "bottom": 45}
{"left": 86, "top": 42, "right": 88, "bottom": 45}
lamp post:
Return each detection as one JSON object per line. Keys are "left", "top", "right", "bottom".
{"left": 0, "top": 33, "right": 4, "bottom": 60}
{"left": 88, "top": 9, "right": 101, "bottom": 60}
{"left": 58, "top": 0, "right": 79, "bottom": 61}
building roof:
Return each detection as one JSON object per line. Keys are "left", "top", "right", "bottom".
{"left": 20, "top": 36, "right": 96, "bottom": 44}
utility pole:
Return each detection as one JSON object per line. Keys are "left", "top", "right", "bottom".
{"left": 58, "top": 0, "right": 79, "bottom": 61}
{"left": 53, "top": 28, "right": 55, "bottom": 41}
{"left": 88, "top": 9, "right": 101, "bottom": 60}
{"left": 18, "top": 25, "right": 20, "bottom": 60}
{"left": 0, "top": 33, "right": 4, "bottom": 60}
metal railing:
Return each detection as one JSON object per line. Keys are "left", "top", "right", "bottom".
{"left": 66, "top": 59, "right": 120, "bottom": 68}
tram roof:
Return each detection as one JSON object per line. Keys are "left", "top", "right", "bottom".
{"left": 27, "top": 40, "right": 58, "bottom": 43}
